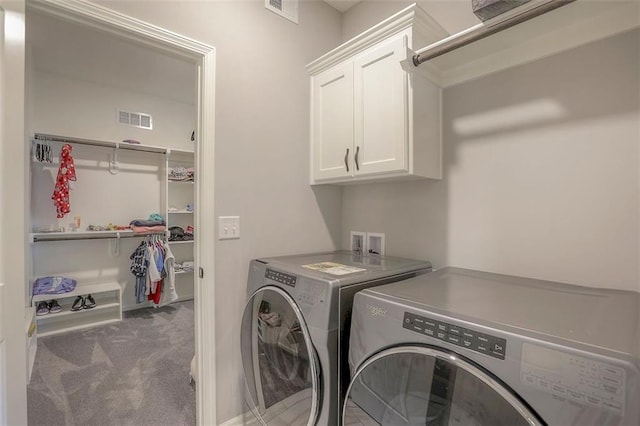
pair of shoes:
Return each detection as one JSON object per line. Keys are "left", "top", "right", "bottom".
{"left": 71, "top": 294, "right": 96, "bottom": 311}
{"left": 36, "top": 300, "right": 62, "bottom": 315}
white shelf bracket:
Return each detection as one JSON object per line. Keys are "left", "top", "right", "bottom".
{"left": 110, "top": 232, "right": 121, "bottom": 257}
{"left": 109, "top": 142, "right": 120, "bottom": 175}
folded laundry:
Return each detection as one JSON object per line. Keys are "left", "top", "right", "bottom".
{"left": 130, "top": 225, "right": 167, "bottom": 234}
{"left": 33, "top": 276, "right": 77, "bottom": 295}
{"left": 130, "top": 219, "right": 166, "bottom": 227}
{"left": 168, "top": 226, "right": 194, "bottom": 241}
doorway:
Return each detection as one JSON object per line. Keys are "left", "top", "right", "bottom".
{"left": 23, "top": 1, "right": 216, "bottom": 424}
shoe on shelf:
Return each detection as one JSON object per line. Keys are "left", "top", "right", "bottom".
{"left": 71, "top": 296, "right": 85, "bottom": 311}
{"left": 36, "top": 301, "right": 50, "bottom": 316}
{"left": 84, "top": 294, "right": 96, "bottom": 309}
{"left": 49, "top": 300, "right": 62, "bottom": 314}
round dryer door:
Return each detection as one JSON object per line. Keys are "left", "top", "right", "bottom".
{"left": 241, "top": 286, "right": 320, "bottom": 426}
{"left": 343, "top": 346, "right": 542, "bottom": 426}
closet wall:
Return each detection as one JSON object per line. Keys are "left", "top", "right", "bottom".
{"left": 341, "top": 2, "right": 640, "bottom": 292}
{"left": 27, "top": 12, "right": 197, "bottom": 311}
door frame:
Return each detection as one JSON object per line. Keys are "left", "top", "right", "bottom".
{"left": 24, "top": 0, "right": 217, "bottom": 424}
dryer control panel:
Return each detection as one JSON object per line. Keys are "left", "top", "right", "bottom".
{"left": 403, "top": 312, "right": 507, "bottom": 360}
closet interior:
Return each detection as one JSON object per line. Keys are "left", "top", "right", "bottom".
{"left": 25, "top": 11, "right": 198, "bottom": 380}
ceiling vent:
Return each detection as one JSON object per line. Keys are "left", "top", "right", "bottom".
{"left": 265, "top": 0, "right": 298, "bottom": 24}
{"left": 118, "top": 110, "right": 153, "bottom": 130}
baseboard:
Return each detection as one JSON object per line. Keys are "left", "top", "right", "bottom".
{"left": 219, "top": 412, "right": 259, "bottom": 426}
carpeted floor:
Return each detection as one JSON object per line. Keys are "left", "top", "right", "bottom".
{"left": 27, "top": 300, "right": 196, "bottom": 426}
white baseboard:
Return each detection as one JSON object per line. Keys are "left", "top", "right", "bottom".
{"left": 219, "top": 412, "right": 259, "bottom": 426}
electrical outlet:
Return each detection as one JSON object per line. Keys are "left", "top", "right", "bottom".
{"left": 218, "top": 216, "right": 240, "bottom": 240}
{"left": 367, "top": 232, "right": 385, "bottom": 256}
{"left": 350, "top": 231, "right": 367, "bottom": 254}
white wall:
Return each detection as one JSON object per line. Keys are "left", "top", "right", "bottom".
{"left": 89, "top": 1, "right": 344, "bottom": 422}
{"left": 33, "top": 71, "right": 196, "bottom": 149}
{"left": 342, "top": 3, "right": 640, "bottom": 292}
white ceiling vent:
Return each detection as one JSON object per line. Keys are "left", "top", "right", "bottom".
{"left": 118, "top": 110, "right": 153, "bottom": 130}
{"left": 265, "top": 0, "right": 298, "bottom": 24}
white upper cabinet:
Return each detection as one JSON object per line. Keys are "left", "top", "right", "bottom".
{"left": 307, "top": 4, "right": 448, "bottom": 185}
{"left": 312, "top": 62, "right": 353, "bottom": 181}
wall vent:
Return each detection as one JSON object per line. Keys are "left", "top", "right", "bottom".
{"left": 118, "top": 110, "right": 153, "bottom": 130}
{"left": 265, "top": 0, "right": 298, "bottom": 24}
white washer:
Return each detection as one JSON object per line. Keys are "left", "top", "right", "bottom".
{"left": 240, "top": 251, "right": 432, "bottom": 425}
{"left": 344, "top": 267, "right": 640, "bottom": 425}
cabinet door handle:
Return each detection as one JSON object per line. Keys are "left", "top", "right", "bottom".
{"left": 344, "top": 148, "right": 350, "bottom": 172}
{"left": 355, "top": 146, "right": 360, "bottom": 171}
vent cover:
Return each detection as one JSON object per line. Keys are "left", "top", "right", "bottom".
{"left": 118, "top": 110, "right": 153, "bottom": 130}
{"left": 265, "top": 0, "right": 298, "bottom": 24}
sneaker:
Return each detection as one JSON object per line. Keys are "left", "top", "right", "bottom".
{"left": 36, "top": 301, "right": 50, "bottom": 316}
{"left": 84, "top": 294, "right": 96, "bottom": 309}
{"left": 49, "top": 300, "right": 62, "bottom": 314}
{"left": 71, "top": 296, "right": 85, "bottom": 311}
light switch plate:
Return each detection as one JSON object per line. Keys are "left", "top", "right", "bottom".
{"left": 218, "top": 216, "right": 240, "bottom": 240}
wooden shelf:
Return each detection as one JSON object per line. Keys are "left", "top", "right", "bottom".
{"left": 169, "top": 240, "right": 194, "bottom": 245}
{"left": 416, "top": 0, "right": 640, "bottom": 87}
{"left": 168, "top": 210, "right": 193, "bottom": 214}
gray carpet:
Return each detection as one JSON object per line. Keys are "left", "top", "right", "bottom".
{"left": 27, "top": 300, "right": 196, "bottom": 426}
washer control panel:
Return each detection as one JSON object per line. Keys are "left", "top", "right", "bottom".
{"left": 403, "top": 312, "right": 507, "bottom": 360}
{"left": 521, "top": 343, "right": 625, "bottom": 416}
{"left": 265, "top": 268, "right": 297, "bottom": 287}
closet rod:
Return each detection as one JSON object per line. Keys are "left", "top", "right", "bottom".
{"left": 32, "top": 232, "right": 167, "bottom": 243}
{"left": 34, "top": 133, "right": 168, "bottom": 154}
{"left": 411, "top": 0, "right": 576, "bottom": 66}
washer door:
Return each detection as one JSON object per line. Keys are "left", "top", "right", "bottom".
{"left": 241, "top": 286, "right": 320, "bottom": 426}
{"left": 343, "top": 346, "right": 543, "bottom": 426}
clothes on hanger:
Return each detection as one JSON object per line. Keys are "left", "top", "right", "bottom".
{"left": 129, "top": 234, "right": 178, "bottom": 308}
{"left": 52, "top": 143, "right": 77, "bottom": 218}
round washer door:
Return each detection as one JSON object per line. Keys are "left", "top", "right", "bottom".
{"left": 241, "top": 286, "right": 321, "bottom": 426}
{"left": 343, "top": 346, "right": 543, "bottom": 426}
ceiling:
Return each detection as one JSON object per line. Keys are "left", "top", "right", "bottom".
{"left": 324, "top": 0, "right": 362, "bottom": 13}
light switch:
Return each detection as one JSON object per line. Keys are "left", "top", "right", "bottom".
{"left": 218, "top": 216, "right": 240, "bottom": 240}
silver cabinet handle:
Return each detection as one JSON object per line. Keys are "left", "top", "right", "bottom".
{"left": 355, "top": 146, "right": 360, "bottom": 171}
{"left": 344, "top": 148, "right": 350, "bottom": 172}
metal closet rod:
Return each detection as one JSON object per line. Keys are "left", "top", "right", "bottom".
{"left": 33, "top": 231, "right": 168, "bottom": 243}
{"left": 34, "top": 133, "right": 168, "bottom": 154}
{"left": 412, "top": 0, "right": 576, "bottom": 66}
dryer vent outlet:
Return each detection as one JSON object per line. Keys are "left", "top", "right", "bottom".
{"left": 367, "top": 232, "right": 385, "bottom": 256}
{"left": 265, "top": 0, "right": 298, "bottom": 24}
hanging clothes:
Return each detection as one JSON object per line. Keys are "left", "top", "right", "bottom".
{"left": 129, "top": 234, "right": 176, "bottom": 307}
{"left": 52, "top": 143, "right": 77, "bottom": 219}
{"left": 158, "top": 243, "right": 178, "bottom": 307}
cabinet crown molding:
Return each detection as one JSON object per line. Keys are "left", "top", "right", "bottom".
{"left": 306, "top": 3, "right": 448, "bottom": 75}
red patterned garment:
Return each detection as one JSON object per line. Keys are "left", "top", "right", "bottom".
{"left": 52, "top": 144, "right": 77, "bottom": 218}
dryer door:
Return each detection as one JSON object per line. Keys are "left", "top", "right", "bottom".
{"left": 343, "top": 346, "right": 542, "bottom": 426}
{"left": 241, "top": 286, "right": 321, "bottom": 426}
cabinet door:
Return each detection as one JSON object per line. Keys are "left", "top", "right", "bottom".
{"left": 353, "top": 34, "right": 408, "bottom": 177}
{"left": 311, "top": 62, "right": 354, "bottom": 182}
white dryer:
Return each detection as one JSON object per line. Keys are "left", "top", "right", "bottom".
{"left": 240, "top": 251, "right": 432, "bottom": 425}
{"left": 344, "top": 267, "right": 640, "bottom": 425}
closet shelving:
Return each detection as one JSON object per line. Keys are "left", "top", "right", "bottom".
{"left": 30, "top": 133, "right": 196, "bottom": 336}
{"left": 31, "top": 281, "right": 122, "bottom": 337}
{"left": 166, "top": 149, "right": 196, "bottom": 300}
{"left": 25, "top": 307, "right": 36, "bottom": 382}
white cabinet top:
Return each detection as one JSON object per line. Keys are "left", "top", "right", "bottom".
{"left": 306, "top": 3, "right": 448, "bottom": 75}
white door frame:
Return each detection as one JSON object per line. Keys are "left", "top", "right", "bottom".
{"left": 25, "top": 0, "right": 217, "bottom": 424}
